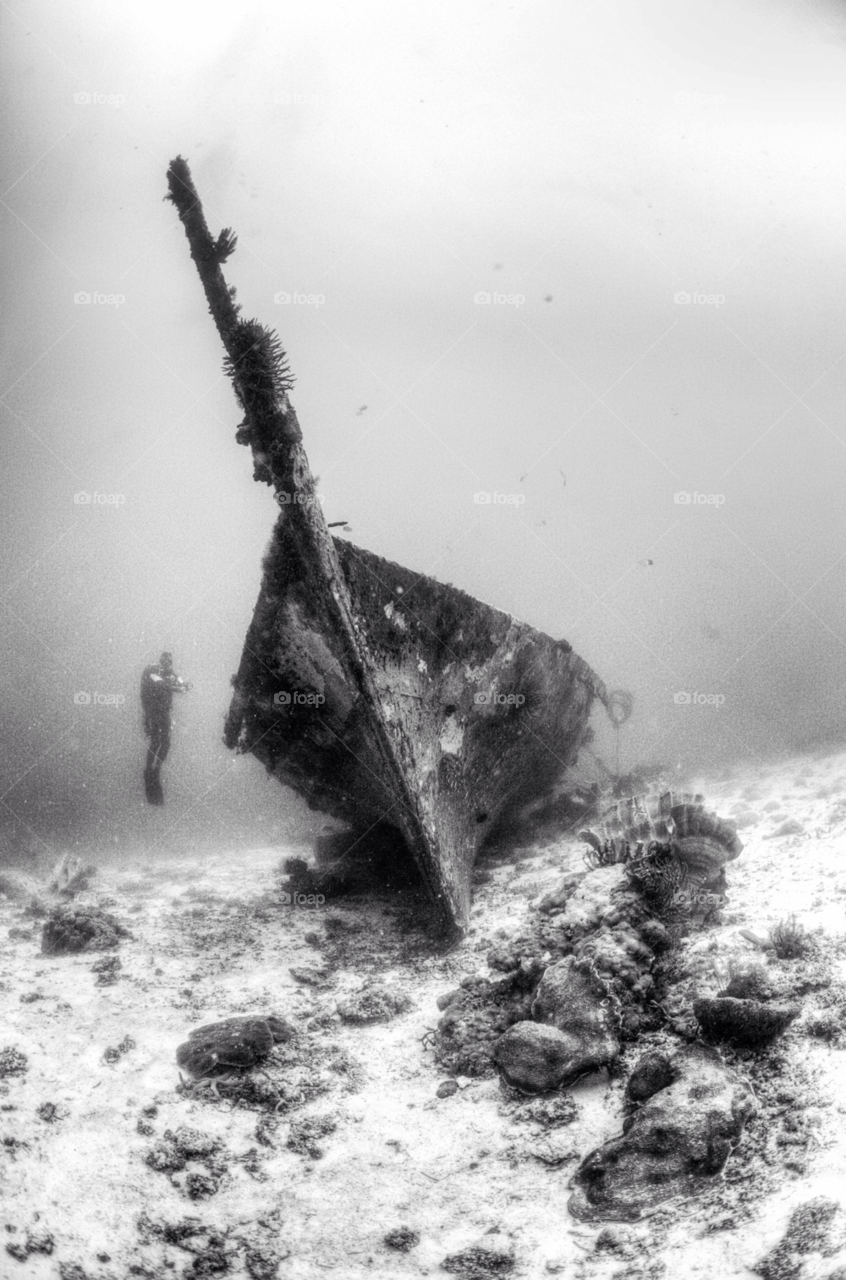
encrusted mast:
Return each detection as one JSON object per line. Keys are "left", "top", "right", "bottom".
{"left": 166, "top": 156, "right": 301, "bottom": 482}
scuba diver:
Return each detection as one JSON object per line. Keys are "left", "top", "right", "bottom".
{"left": 140, "top": 651, "right": 192, "bottom": 805}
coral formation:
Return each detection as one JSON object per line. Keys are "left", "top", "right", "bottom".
{"left": 435, "top": 962, "right": 543, "bottom": 1077}
{"left": 535, "top": 870, "right": 588, "bottom": 915}
{"left": 433, "top": 786, "right": 771, "bottom": 1222}
{"left": 145, "top": 1126, "right": 228, "bottom": 1197}
{"left": 0, "top": 1047, "right": 28, "bottom": 1077}
{"left": 693, "top": 997, "right": 801, "bottom": 1048}
{"left": 753, "top": 1197, "right": 846, "bottom": 1280}
{"left": 442, "top": 1245, "right": 515, "bottom": 1276}
{"left": 719, "top": 957, "right": 773, "bottom": 1000}
{"left": 4, "top": 1229, "right": 54, "bottom": 1262}
{"left": 41, "top": 906, "right": 130, "bottom": 954}
{"left": 286, "top": 1114, "right": 337, "bottom": 1159}
{"left": 384, "top": 1227, "right": 420, "bottom": 1252}
{"left": 336, "top": 982, "right": 413, "bottom": 1024}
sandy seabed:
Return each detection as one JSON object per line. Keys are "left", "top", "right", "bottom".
{"left": 2, "top": 748, "right": 846, "bottom": 1280}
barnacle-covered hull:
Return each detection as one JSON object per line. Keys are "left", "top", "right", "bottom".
{"left": 225, "top": 521, "right": 606, "bottom": 932}
{"left": 167, "top": 155, "right": 608, "bottom": 935}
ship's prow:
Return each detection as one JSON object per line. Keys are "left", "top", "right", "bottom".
{"left": 225, "top": 530, "right": 606, "bottom": 934}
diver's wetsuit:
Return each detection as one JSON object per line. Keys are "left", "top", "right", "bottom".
{"left": 140, "top": 661, "right": 189, "bottom": 804}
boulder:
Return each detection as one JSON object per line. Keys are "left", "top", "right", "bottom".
{"left": 494, "top": 1020, "right": 607, "bottom": 1093}
{"left": 176, "top": 1015, "right": 293, "bottom": 1078}
{"left": 531, "top": 955, "right": 620, "bottom": 1065}
{"left": 624, "top": 1050, "right": 675, "bottom": 1104}
{"left": 568, "top": 1043, "right": 757, "bottom": 1221}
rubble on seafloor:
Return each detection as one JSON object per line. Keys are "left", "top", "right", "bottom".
{"left": 3, "top": 782, "right": 846, "bottom": 1273}
{"left": 432, "top": 790, "right": 846, "bottom": 1224}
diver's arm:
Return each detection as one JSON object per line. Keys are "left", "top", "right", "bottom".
{"left": 140, "top": 670, "right": 154, "bottom": 730}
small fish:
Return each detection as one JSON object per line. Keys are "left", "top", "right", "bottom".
{"left": 356, "top": 405, "right": 368, "bottom": 415}
{"left": 638, "top": 558, "right": 654, "bottom": 567}
{"left": 544, "top": 295, "right": 553, "bottom": 302}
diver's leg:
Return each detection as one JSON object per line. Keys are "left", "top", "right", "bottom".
{"left": 149, "top": 719, "right": 167, "bottom": 769}
{"left": 144, "top": 725, "right": 156, "bottom": 799}
{"left": 145, "top": 720, "right": 166, "bottom": 804}
{"left": 144, "top": 756, "right": 161, "bottom": 802}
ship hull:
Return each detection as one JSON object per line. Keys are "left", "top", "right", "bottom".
{"left": 225, "top": 518, "right": 604, "bottom": 933}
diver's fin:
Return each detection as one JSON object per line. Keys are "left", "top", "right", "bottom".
{"left": 144, "top": 772, "right": 164, "bottom": 805}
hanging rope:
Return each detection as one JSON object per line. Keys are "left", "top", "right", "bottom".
{"left": 606, "top": 688, "right": 634, "bottom": 778}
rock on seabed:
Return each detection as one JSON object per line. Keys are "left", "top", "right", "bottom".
{"left": 494, "top": 1021, "right": 605, "bottom": 1093}
{"left": 176, "top": 1015, "right": 293, "bottom": 1078}
{"left": 568, "top": 1043, "right": 757, "bottom": 1221}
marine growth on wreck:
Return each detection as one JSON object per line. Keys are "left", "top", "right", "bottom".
{"left": 166, "top": 155, "right": 615, "bottom": 936}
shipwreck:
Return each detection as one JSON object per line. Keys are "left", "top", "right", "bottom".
{"left": 166, "top": 156, "right": 615, "bottom": 935}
